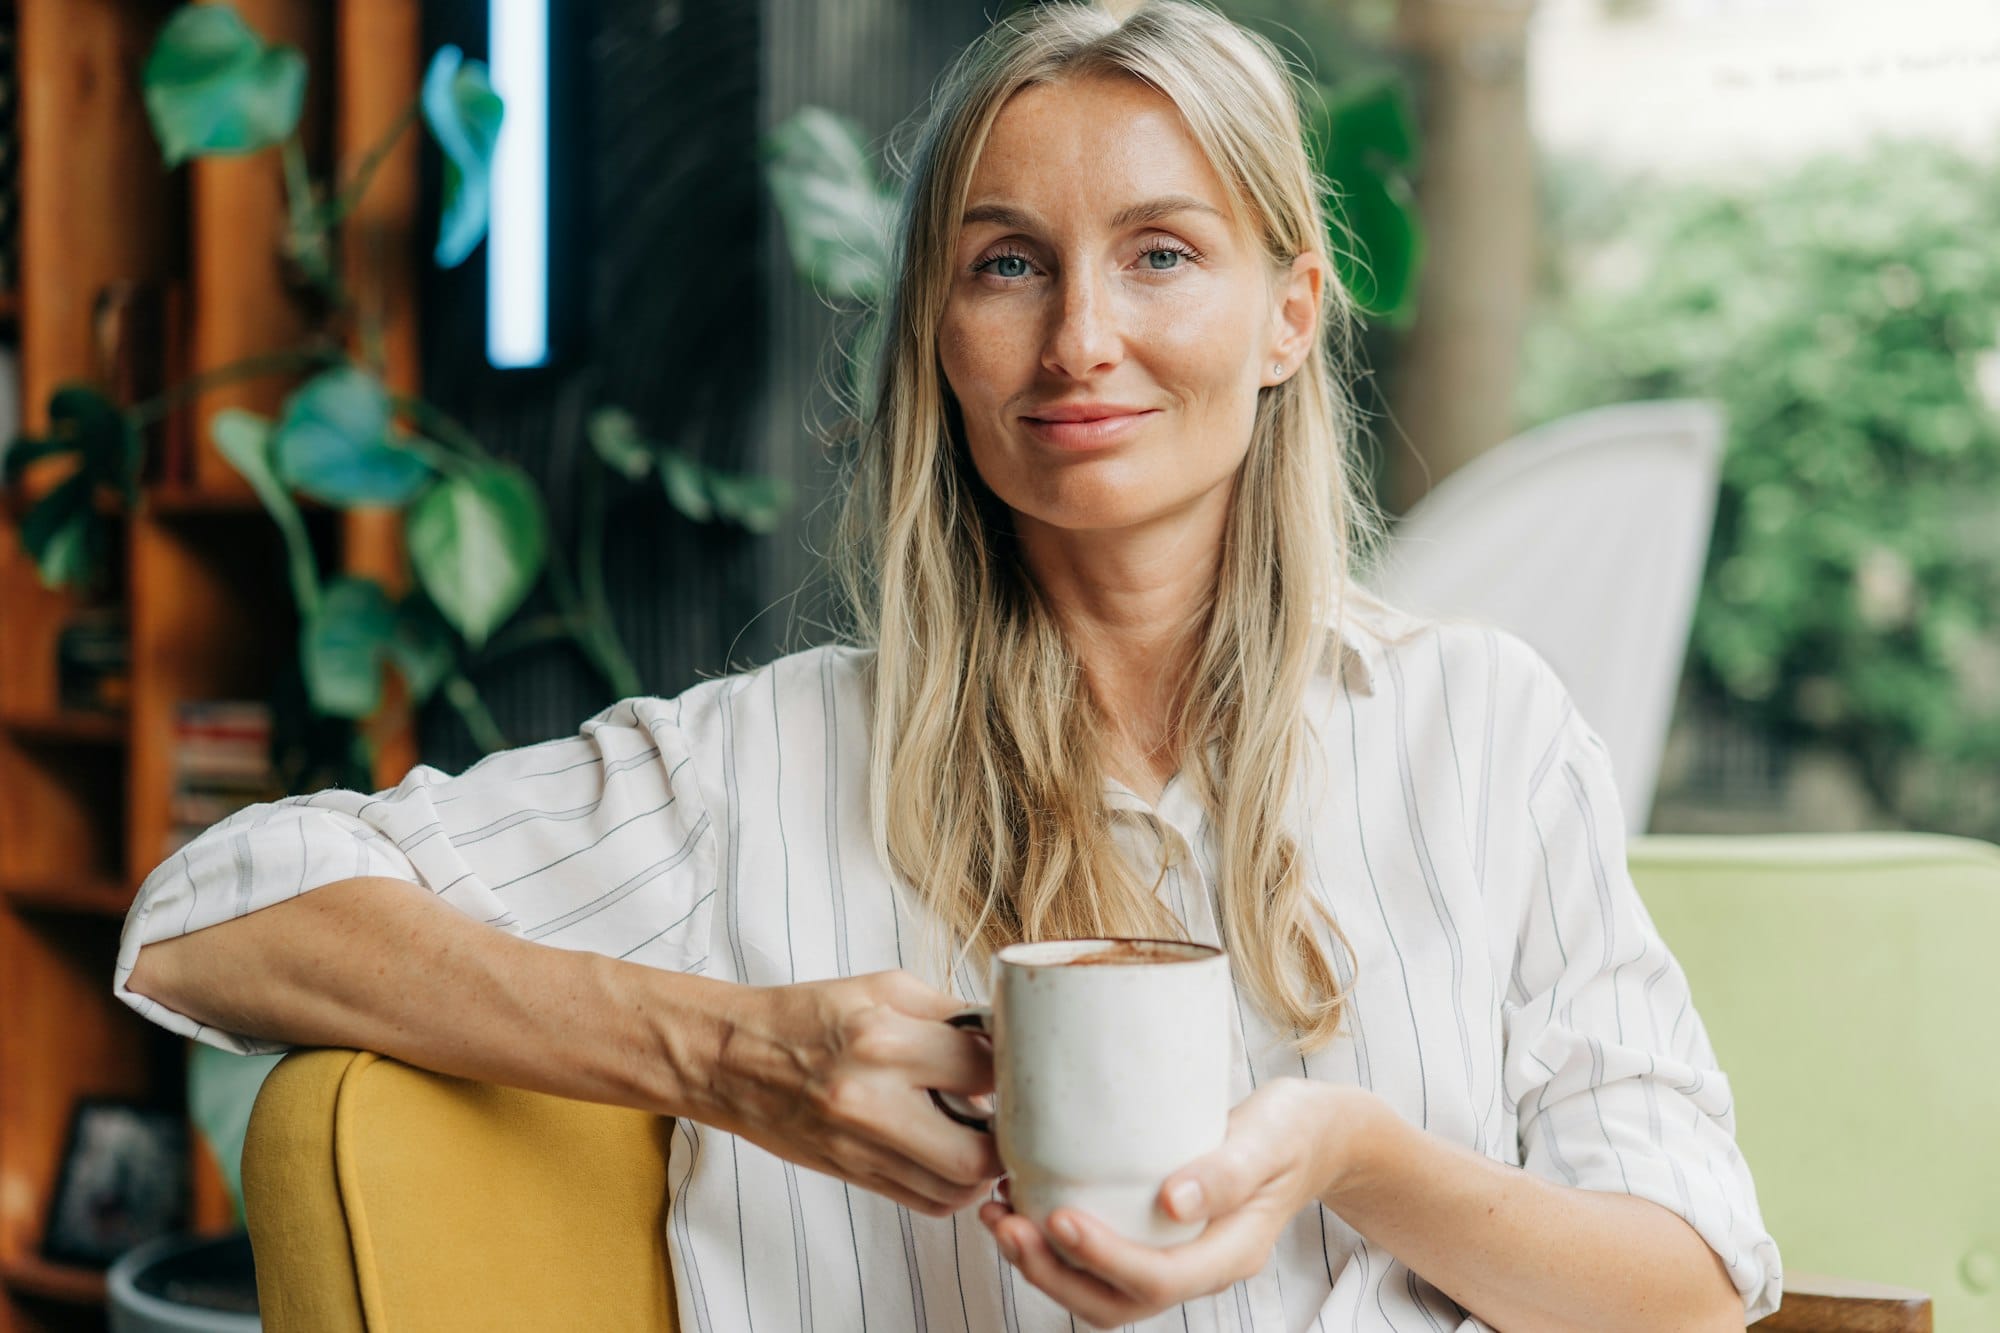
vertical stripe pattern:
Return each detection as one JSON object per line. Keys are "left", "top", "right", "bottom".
{"left": 113, "top": 610, "right": 1782, "bottom": 1329}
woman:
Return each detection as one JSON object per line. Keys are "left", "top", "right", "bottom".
{"left": 117, "top": 2, "right": 1780, "bottom": 1329}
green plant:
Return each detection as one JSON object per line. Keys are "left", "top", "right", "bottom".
{"left": 1520, "top": 141, "right": 2000, "bottom": 836}
{"left": 0, "top": 3, "right": 799, "bottom": 1227}
{"left": 3, "top": 3, "right": 791, "bottom": 760}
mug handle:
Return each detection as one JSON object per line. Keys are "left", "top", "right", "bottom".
{"left": 928, "top": 1006, "right": 994, "bottom": 1133}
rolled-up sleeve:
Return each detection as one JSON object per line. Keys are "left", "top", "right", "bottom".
{"left": 114, "top": 695, "right": 720, "bottom": 1055}
{"left": 1502, "top": 681, "right": 1783, "bottom": 1324}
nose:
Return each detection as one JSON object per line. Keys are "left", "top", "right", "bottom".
{"left": 1040, "top": 266, "right": 1122, "bottom": 380}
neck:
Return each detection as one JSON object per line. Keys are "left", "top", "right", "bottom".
{"left": 1013, "top": 496, "right": 1228, "bottom": 791}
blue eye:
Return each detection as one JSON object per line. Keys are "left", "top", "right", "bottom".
{"left": 972, "top": 250, "right": 1034, "bottom": 281}
{"left": 1144, "top": 247, "right": 1183, "bottom": 271}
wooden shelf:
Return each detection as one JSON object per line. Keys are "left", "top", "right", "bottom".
{"left": 0, "top": 875, "right": 133, "bottom": 917}
{"left": 0, "top": 6, "right": 424, "bottom": 1325}
{"left": 0, "top": 1254, "right": 107, "bottom": 1305}
{"left": 0, "top": 710, "right": 127, "bottom": 745}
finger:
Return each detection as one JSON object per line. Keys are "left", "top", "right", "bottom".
{"left": 871, "top": 968, "right": 972, "bottom": 1022}
{"left": 877, "top": 1084, "right": 1006, "bottom": 1183}
{"left": 990, "top": 1212, "right": 1144, "bottom": 1329}
{"left": 817, "top": 1071, "right": 1003, "bottom": 1186}
{"left": 1045, "top": 1206, "right": 1251, "bottom": 1307}
{"left": 885, "top": 1011, "right": 994, "bottom": 1095}
{"left": 842, "top": 1134, "right": 996, "bottom": 1216}
{"left": 1157, "top": 1139, "right": 1258, "bottom": 1225}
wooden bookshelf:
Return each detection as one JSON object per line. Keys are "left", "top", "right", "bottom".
{"left": 0, "top": 2, "right": 424, "bottom": 1328}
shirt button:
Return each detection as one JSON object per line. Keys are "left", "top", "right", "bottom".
{"left": 1963, "top": 1249, "right": 1999, "bottom": 1293}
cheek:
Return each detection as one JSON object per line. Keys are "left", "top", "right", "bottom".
{"left": 1132, "top": 284, "right": 1262, "bottom": 394}
{"left": 939, "top": 304, "right": 1022, "bottom": 405}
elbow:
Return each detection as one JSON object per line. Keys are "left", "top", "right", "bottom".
{"left": 126, "top": 933, "right": 199, "bottom": 1012}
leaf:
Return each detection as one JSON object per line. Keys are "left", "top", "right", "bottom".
{"left": 659, "top": 449, "right": 712, "bottom": 523}
{"left": 390, "top": 595, "right": 457, "bottom": 704}
{"left": 19, "top": 471, "right": 94, "bottom": 588}
{"left": 422, "top": 45, "right": 505, "bottom": 269}
{"left": 587, "top": 407, "right": 654, "bottom": 481}
{"left": 300, "top": 576, "right": 397, "bottom": 719}
{"left": 408, "top": 464, "right": 548, "bottom": 649}
{"left": 142, "top": 4, "right": 307, "bottom": 165}
{"left": 213, "top": 408, "right": 321, "bottom": 614}
{"left": 1311, "top": 75, "right": 1424, "bottom": 324}
{"left": 707, "top": 470, "right": 791, "bottom": 535}
{"left": 213, "top": 408, "right": 288, "bottom": 511}
{"left": 272, "top": 367, "right": 434, "bottom": 506}
{"left": 763, "top": 107, "right": 896, "bottom": 302}
{"left": 0, "top": 435, "right": 71, "bottom": 485}
{"left": 1326, "top": 172, "right": 1423, "bottom": 323}
{"left": 49, "top": 386, "right": 144, "bottom": 503}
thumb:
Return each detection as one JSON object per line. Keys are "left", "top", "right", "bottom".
{"left": 1159, "top": 1142, "right": 1256, "bottom": 1224}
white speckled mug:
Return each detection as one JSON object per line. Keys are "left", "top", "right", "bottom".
{"left": 930, "top": 937, "right": 1233, "bottom": 1246}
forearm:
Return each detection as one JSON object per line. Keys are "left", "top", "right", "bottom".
{"left": 1322, "top": 1092, "right": 1743, "bottom": 1333}
{"left": 125, "top": 875, "right": 732, "bottom": 1116}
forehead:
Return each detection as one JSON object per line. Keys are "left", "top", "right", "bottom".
{"left": 966, "top": 74, "right": 1241, "bottom": 228}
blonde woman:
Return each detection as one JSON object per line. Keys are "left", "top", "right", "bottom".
{"left": 118, "top": 2, "right": 1779, "bottom": 1328}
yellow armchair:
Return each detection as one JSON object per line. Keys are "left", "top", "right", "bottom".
{"left": 242, "top": 1049, "right": 679, "bottom": 1332}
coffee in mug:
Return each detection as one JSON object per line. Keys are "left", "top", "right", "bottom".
{"left": 931, "top": 936, "right": 1233, "bottom": 1245}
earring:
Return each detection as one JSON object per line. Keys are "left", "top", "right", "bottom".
{"left": 1272, "top": 362, "right": 1285, "bottom": 378}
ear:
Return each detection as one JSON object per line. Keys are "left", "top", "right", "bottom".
{"left": 1261, "top": 252, "right": 1327, "bottom": 387}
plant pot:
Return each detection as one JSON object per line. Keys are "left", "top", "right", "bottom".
{"left": 107, "top": 1230, "right": 260, "bottom": 1333}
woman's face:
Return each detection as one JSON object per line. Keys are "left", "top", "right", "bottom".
{"left": 938, "top": 75, "right": 1321, "bottom": 542}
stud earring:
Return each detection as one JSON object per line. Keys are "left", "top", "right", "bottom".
{"left": 1273, "top": 362, "right": 1284, "bottom": 377}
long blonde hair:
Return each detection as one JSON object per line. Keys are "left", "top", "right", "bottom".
{"left": 832, "top": 0, "right": 1379, "bottom": 1051}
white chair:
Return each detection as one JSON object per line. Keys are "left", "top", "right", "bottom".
{"left": 1367, "top": 400, "right": 1725, "bottom": 833}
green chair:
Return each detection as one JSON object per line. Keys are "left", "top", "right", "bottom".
{"left": 1631, "top": 833, "right": 2000, "bottom": 1331}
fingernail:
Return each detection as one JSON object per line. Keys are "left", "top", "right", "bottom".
{"left": 1167, "top": 1181, "right": 1203, "bottom": 1219}
{"left": 1050, "top": 1214, "right": 1080, "bottom": 1246}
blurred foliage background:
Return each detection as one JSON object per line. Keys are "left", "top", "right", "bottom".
{"left": 1518, "top": 138, "right": 2000, "bottom": 838}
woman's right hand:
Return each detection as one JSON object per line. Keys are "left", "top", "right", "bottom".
{"left": 683, "top": 969, "right": 1003, "bottom": 1218}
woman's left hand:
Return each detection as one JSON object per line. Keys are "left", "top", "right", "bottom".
{"left": 979, "top": 1077, "right": 1385, "bottom": 1329}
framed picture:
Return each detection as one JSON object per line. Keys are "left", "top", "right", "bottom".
{"left": 41, "top": 1099, "right": 188, "bottom": 1268}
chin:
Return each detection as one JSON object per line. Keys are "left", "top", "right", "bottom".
{"left": 1013, "top": 493, "right": 1180, "bottom": 535}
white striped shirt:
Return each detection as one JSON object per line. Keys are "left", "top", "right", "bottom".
{"left": 115, "top": 607, "right": 1782, "bottom": 1330}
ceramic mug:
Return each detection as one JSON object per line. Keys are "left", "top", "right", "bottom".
{"left": 930, "top": 937, "right": 1233, "bottom": 1246}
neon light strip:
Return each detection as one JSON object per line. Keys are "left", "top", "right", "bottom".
{"left": 487, "top": 0, "right": 550, "bottom": 369}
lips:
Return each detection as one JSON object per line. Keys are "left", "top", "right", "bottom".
{"left": 1021, "top": 407, "right": 1158, "bottom": 450}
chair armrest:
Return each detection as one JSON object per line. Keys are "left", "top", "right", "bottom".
{"left": 1749, "top": 1272, "right": 1932, "bottom": 1332}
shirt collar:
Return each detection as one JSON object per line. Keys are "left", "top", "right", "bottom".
{"left": 1101, "top": 609, "right": 1378, "bottom": 815}
{"left": 1323, "top": 611, "right": 1378, "bottom": 698}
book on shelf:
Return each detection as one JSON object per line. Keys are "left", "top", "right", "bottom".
{"left": 165, "top": 701, "right": 282, "bottom": 857}
{"left": 57, "top": 605, "right": 129, "bottom": 713}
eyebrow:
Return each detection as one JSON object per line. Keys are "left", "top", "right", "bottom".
{"left": 959, "top": 193, "right": 1225, "bottom": 233}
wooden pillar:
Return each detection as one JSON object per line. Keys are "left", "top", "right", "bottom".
{"left": 1386, "top": 0, "right": 1539, "bottom": 512}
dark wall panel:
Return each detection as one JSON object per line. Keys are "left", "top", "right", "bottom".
{"left": 416, "top": 0, "right": 990, "bottom": 769}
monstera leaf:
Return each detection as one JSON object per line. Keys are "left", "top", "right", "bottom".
{"left": 422, "top": 45, "right": 505, "bottom": 269}
{"left": 4, "top": 385, "right": 140, "bottom": 589}
{"left": 142, "top": 4, "right": 307, "bottom": 165}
